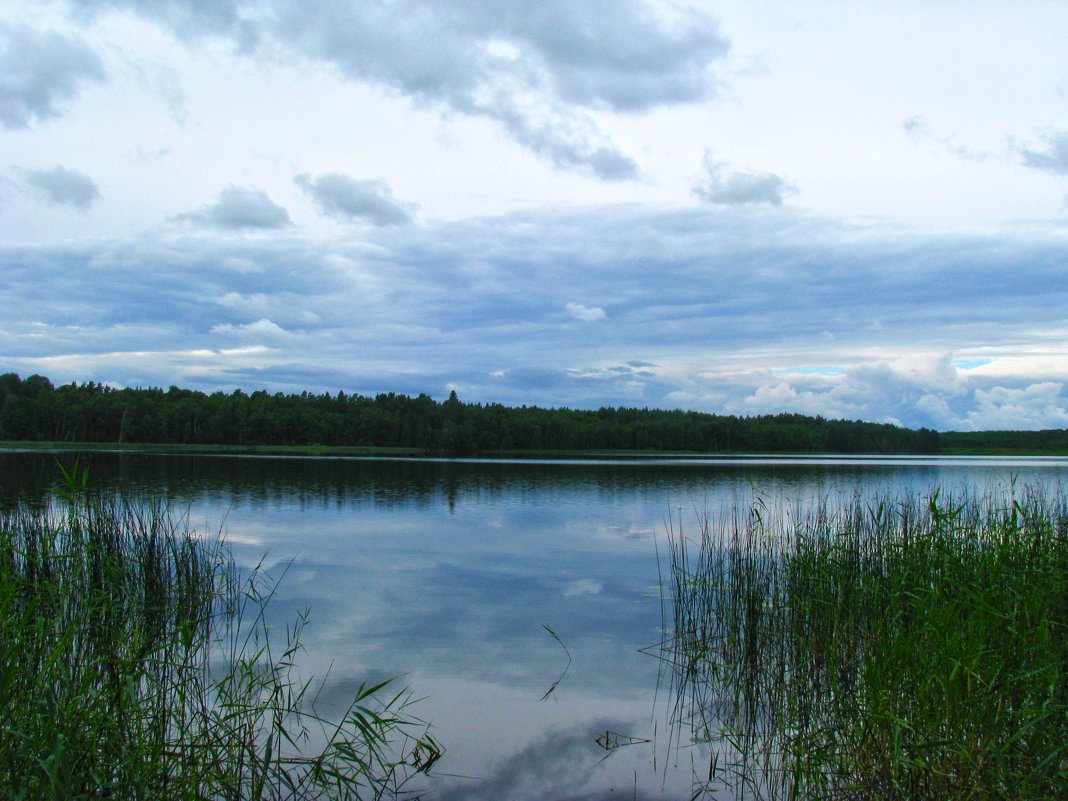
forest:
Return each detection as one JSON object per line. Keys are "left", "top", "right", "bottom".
{"left": 0, "top": 371, "right": 1056, "bottom": 456}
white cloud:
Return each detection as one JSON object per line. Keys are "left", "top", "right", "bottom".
{"left": 718, "top": 353, "right": 1068, "bottom": 431}
{"left": 214, "top": 291, "right": 269, "bottom": 313}
{"left": 740, "top": 382, "right": 799, "bottom": 411}
{"left": 566, "top": 302, "right": 606, "bottom": 322}
{"left": 964, "top": 353, "right": 1068, "bottom": 380}
{"left": 563, "top": 579, "right": 603, "bottom": 597}
{"left": 964, "top": 383, "right": 1068, "bottom": 431}
{"left": 211, "top": 318, "right": 292, "bottom": 340}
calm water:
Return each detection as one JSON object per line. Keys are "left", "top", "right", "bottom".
{"left": 2, "top": 449, "right": 1066, "bottom": 800}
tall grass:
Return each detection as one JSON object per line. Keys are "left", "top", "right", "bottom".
{"left": 0, "top": 468, "right": 441, "bottom": 799}
{"left": 662, "top": 486, "right": 1068, "bottom": 800}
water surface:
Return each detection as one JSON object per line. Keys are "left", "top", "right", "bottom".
{"left": 2, "top": 450, "right": 1064, "bottom": 799}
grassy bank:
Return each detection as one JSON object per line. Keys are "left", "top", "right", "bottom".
{"left": 662, "top": 487, "right": 1068, "bottom": 800}
{"left": 0, "top": 469, "right": 440, "bottom": 799}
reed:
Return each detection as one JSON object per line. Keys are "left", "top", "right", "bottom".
{"left": 0, "top": 467, "right": 440, "bottom": 799}
{"left": 662, "top": 486, "right": 1068, "bottom": 800}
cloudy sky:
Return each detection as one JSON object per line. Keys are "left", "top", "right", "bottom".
{"left": 2, "top": 0, "right": 1067, "bottom": 431}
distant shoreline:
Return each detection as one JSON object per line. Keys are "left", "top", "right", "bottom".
{"left": 3, "top": 440, "right": 1067, "bottom": 458}
{"left": 3, "top": 373, "right": 1067, "bottom": 456}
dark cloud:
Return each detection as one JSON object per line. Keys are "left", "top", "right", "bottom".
{"left": 17, "top": 165, "right": 101, "bottom": 210}
{"left": 295, "top": 172, "right": 416, "bottom": 226}
{"left": 693, "top": 154, "right": 797, "bottom": 206}
{"left": 269, "top": 0, "right": 699, "bottom": 179}
{"left": 60, "top": 0, "right": 729, "bottom": 179}
{"left": 268, "top": 0, "right": 727, "bottom": 110}
{"left": 0, "top": 22, "right": 105, "bottom": 129}
{"left": 487, "top": 101, "right": 639, "bottom": 179}
{"left": 4, "top": 205, "right": 1068, "bottom": 428}
{"left": 180, "top": 186, "right": 291, "bottom": 229}
{"left": 67, "top": 0, "right": 258, "bottom": 48}
{"left": 448, "top": 0, "right": 728, "bottom": 112}
{"left": 1019, "top": 131, "right": 1068, "bottom": 175}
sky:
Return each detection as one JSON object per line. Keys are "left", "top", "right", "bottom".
{"left": 1, "top": 0, "right": 1067, "bottom": 431}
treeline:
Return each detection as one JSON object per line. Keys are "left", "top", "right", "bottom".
{"left": 0, "top": 372, "right": 942, "bottom": 455}
{"left": 939, "top": 429, "right": 1068, "bottom": 454}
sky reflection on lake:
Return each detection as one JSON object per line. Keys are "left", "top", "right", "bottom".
{"left": 2, "top": 450, "right": 1065, "bottom": 799}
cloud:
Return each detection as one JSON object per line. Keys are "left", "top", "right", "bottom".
{"left": 267, "top": 0, "right": 727, "bottom": 108}
{"left": 433, "top": 720, "right": 663, "bottom": 801}
{"left": 566, "top": 302, "right": 606, "bottom": 322}
{"left": 462, "top": 1, "right": 728, "bottom": 112}
{"left": 727, "top": 354, "right": 969, "bottom": 428}
{"left": 964, "top": 382, "right": 1068, "bottom": 430}
{"left": 63, "top": 0, "right": 729, "bottom": 179}
{"left": 295, "top": 173, "right": 416, "bottom": 226}
{"left": 138, "top": 62, "right": 188, "bottom": 124}
{"left": 181, "top": 186, "right": 291, "bottom": 229}
{"left": 1019, "top": 130, "right": 1068, "bottom": 175}
{"left": 268, "top": 0, "right": 710, "bottom": 179}
{"left": 902, "top": 115, "right": 928, "bottom": 135}
{"left": 17, "top": 165, "right": 101, "bottom": 210}
{"left": 487, "top": 100, "right": 639, "bottom": 180}
{"left": 4, "top": 204, "right": 1068, "bottom": 428}
{"left": 68, "top": 0, "right": 258, "bottom": 47}
{"left": 0, "top": 21, "right": 106, "bottom": 129}
{"left": 563, "top": 579, "right": 603, "bottom": 597}
{"left": 693, "top": 153, "right": 797, "bottom": 206}
{"left": 903, "top": 116, "right": 998, "bottom": 164}
{"left": 211, "top": 318, "right": 293, "bottom": 340}
{"left": 714, "top": 354, "right": 1068, "bottom": 432}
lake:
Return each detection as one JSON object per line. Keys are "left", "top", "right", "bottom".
{"left": 2, "top": 449, "right": 1065, "bottom": 800}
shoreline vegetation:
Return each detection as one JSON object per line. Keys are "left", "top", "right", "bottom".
{"left": 0, "top": 372, "right": 935, "bottom": 456}
{"left": 3, "top": 371, "right": 1068, "bottom": 456}
{"left": 661, "top": 486, "right": 1068, "bottom": 799}
{"left": 2, "top": 371, "right": 1068, "bottom": 454}
{"left": 0, "top": 466, "right": 440, "bottom": 799}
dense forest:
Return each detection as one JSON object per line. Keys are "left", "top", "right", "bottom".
{"left": 936, "top": 429, "right": 1068, "bottom": 455}
{"left": 5, "top": 371, "right": 1062, "bottom": 456}
{"left": 0, "top": 372, "right": 949, "bottom": 455}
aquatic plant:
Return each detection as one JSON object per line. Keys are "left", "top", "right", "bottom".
{"left": 0, "top": 467, "right": 441, "bottom": 799}
{"left": 662, "top": 486, "right": 1068, "bottom": 800}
